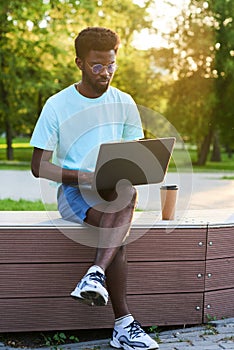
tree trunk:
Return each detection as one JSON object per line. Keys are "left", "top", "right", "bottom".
{"left": 1, "top": 55, "right": 14, "bottom": 161}
{"left": 5, "top": 119, "right": 14, "bottom": 161}
{"left": 211, "top": 132, "right": 221, "bottom": 162}
{"left": 197, "top": 129, "right": 213, "bottom": 166}
{"left": 225, "top": 145, "right": 232, "bottom": 159}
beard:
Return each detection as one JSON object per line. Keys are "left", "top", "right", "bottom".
{"left": 83, "top": 70, "right": 111, "bottom": 95}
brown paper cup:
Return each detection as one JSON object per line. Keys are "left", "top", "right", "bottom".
{"left": 160, "top": 185, "right": 178, "bottom": 220}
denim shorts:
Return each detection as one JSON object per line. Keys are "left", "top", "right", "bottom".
{"left": 57, "top": 184, "right": 103, "bottom": 224}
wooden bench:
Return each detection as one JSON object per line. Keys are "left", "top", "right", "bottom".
{"left": 0, "top": 209, "right": 233, "bottom": 332}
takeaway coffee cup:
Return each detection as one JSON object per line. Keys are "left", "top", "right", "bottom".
{"left": 160, "top": 185, "right": 178, "bottom": 220}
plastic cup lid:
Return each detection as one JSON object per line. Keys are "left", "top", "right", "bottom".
{"left": 160, "top": 185, "right": 178, "bottom": 190}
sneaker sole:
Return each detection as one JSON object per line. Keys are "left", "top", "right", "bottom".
{"left": 109, "top": 339, "right": 122, "bottom": 349}
{"left": 110, "top": 338, "right": 159, "bottom": 349}
{"left": 81, "top": 291, "right": 107, "bottom": 306}
{"left": 71, "top": 294, "right": 97, "bottom": 306}
{"left": 110, "top": 341, "right": 159, "bottom": 350}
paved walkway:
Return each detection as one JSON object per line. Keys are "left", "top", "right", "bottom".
{"left": 0, "top": 170, "right": 234, "bottom": 210}
{"left": 0, "top": 318, "right": 233, "bottom": 349}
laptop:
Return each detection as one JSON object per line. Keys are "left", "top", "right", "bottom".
{"left": 81, "top": 137, "right": 175, "bottom": 191}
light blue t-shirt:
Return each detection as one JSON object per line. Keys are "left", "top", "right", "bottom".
{"left": 30, "top": 84, "right": 144, "bottom": 172}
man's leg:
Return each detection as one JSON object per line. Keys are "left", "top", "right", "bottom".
{"left": 70, "top": 185, "right": 159, "bottom": 349}
{"left": 83, "top": 185, "right": 136, "bottom": 315}
{"left": 105, "top": 245, "right": 129, "bottom": 318}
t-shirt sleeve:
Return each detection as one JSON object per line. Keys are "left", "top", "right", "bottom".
{"left": 30, "top": 100, "right": 58, "bottom": 151}
{"left": 122, "top": 96, "right": 144, "bottom": 141}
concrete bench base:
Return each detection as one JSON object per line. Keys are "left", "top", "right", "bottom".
{"left": 0, "top": 210, "right": 233, "bottom": 332}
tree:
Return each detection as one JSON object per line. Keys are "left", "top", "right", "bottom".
{"left": 0, "top": 0, "right": 156, "bottom": 160}
{"left": 162, "top": 0, "right": 234, "bottom": 164}
{"left": 0, "top": 0, "right": 62, "bottom": 159}
{"left": 208, "top": 0, "right": 234, "bottom": 159}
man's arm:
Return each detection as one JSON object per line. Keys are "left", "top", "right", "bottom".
{"left": 31, "top": 147, "right": 93, "bottom": 185}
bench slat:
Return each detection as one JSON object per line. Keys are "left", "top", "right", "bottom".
{"left": 0, "top": 228, "right": 207, "bottom": 263}
{"left": 0, "top": 294, "right": 203, "bottom": 332}
{"left": 0, "top": 261, "right": 205, "bottom": 298}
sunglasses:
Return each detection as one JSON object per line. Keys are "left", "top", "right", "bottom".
{"left": 86, "top": 62, "right": 118, "bottom": 75}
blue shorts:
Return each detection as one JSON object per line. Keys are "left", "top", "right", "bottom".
{"left": 57, "top": 184, "right": 103, "bottom": 224}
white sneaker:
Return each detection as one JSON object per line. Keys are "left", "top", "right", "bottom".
{"left": 71, "top": 267, "right": 108, "bottom": 306}
{"left": 110, "top": 316, "right": 159, "bottom": 349}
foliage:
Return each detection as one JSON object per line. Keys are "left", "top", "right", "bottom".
{"left": 41, "top": 332, "right": 79, "bottom": 349}
{"left": 148, "top": 325, "right": 161, "bottom": 344}
{"left": 162, "top": 0, "right": 234, "bottom": 164}
{"left": 209, "top": 0, "right": 234, "bottom": 149}
{"left": 0, "top": 0, "right": 62, "bottom": 159}
{"left": 204, "top": 314, "right": 218, "bottom": 335}
{"left": 0, "top": 0, "right": 233, "bottom": 166}
{"left": 0, "top": 0, "right": 157, "bottom": 160}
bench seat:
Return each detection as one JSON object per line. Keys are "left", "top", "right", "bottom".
{"left": 0, "top": 209, "right": 233, "bottom": 332}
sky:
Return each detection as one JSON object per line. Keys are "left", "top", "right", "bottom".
{"left": 132, "top": 0, "right": 190, "bottom": 49}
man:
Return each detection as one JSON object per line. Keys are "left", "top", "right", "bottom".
{"left": 30, "top": 27, "right": 159, "bottom": 350}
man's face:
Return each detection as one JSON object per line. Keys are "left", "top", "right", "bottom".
{"left": 79, "top": 49, "right": 117, "bottom": 96}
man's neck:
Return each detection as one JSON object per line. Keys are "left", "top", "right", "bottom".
{"left": 76, "top": 82, "right": 107, "bottom": 99}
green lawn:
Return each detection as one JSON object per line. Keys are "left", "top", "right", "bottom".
{"left": 183, "top": 149, "right": 234, "bottom": 172}
{"left": 0, "top": 198, "right": 57, "bottom": 211}
{"left": 0, "top": 137, "right": 33, "bottom": 169}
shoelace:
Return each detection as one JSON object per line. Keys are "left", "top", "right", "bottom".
{"left": 124, "top": 320, "right": 145, "bottom": 339}
{"left": 88, "top": 271, "right": 106, "bottom": 286}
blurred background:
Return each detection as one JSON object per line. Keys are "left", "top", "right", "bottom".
{"left": 0, "top": 1, "right": 233, "bottom": 211}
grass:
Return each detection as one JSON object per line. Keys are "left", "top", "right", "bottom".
{"left": 0, "top": 198, "right": 57, "bottom": 211}
{"left": 0, "top": 160, "right": 32, "bottom": 170}
{"left": 189, "top": 150, "right": 234, "bottom": 172}
{"left": 0, "top": 137, "right": 33, "bottom": 169}
{"left": 170, "top": 148, "right": 234, "bottom": 172}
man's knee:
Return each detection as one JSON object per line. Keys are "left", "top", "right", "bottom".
{"left": 113, "top": 185, "right": 137, "bottom": 214}
{"left": 116, "top": 185, "right": 137, "bottom": 211}
{"left": 101, "top": 185, "right": 137, "bottom": 214}
{"left": 125, "top": 186, "right": 137, "bottom": 209}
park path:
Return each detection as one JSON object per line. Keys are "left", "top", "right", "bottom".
{"left": 0, "top": 170, "right": 233, "bottom": 210}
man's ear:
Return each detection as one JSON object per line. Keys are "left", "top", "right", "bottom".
{"left": 75, "top": 57, "right": 83, "bottom": 70}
